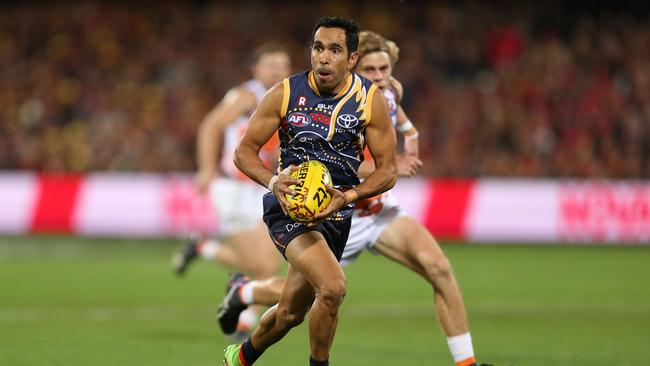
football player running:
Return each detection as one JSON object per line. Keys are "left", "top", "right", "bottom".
{"left": 224, "top": 17, "right": 397, "bottom": 366}
{"left": 218, "top": 31, "right": 490, "bottom": 366}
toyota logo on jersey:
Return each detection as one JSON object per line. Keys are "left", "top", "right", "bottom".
{"left": 336, "top": 114, "right": 359, "bottom": 129}
{"left": 286, "top": 112, "right": 311, "bottom": 127}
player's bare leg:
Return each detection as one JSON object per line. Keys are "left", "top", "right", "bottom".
{"left": 248, "top": 276, "right": 285, "bottom": 305}
{"left": 374, "top": 216, "right": 467, "bottom": 334}
{"left": 249, "top": 265, "right": 313, "bottom": 346}
{"left": 246, "top": 231, "right": 346, "bottom": 363}
{"left": 172, "top": 223, "right": 280, "bottom": 279}
{"left": 229, "top": 223, "right": 282, "bottom": 279}
{"left": 373, "top": 216, "right": 483, "bottom": 365}
{"left": 221, "top": 223, "right": 282, "bottom": 335}
{"left": 172, "top": 235, "right": 242, "bottom": 275}
{"left": 287, "top": 232, "right": 346, "bottom": 361}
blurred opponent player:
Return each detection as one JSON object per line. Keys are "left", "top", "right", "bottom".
{"left": 218, "top": 31, "right": 490, "bottom": 366}
{"left": 171, "top": 42, "right": 290, "bottom": 335}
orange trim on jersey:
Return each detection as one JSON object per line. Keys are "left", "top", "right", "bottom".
{"left": 280, "top": 78, "right": 290, "bottom": 119}
{"left": 457, "top": 356, "right": 477, "bottom": 366}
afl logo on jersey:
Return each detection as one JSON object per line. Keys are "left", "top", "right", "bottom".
{"left": 336, "top": 114, "right": 359, "bottom": 129}
{"left": 287, "top": 112, "right": 311, "bottom": 127}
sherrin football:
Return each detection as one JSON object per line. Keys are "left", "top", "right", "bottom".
{"left": 286, "top": 160, "right": 333, "bottom": 222}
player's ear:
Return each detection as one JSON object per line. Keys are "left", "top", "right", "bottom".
{"left": 348, "top": 51, "right": 359, "bottom": 70}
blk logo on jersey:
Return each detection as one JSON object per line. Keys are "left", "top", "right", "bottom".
{"left": 336, "top": 114, "right": 359, "bottom": 129}
{"left": 287, "top": 112, "right": 311, "bottom": 127}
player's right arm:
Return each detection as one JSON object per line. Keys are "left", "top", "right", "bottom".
{"left": 234, "top": 83, "right": 299, "bottom": 214}
{"left": 195, "top": 87, "right": 256, "bottom": 194}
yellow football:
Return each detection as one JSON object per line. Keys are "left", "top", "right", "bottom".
{"left": 285, "top": 160, "right": 333, "bottom": 222}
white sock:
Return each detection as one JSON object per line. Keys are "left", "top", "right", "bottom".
{"left": 447, "top": 332, "right": 475, "bottom": 364}
{"left": 240, "top": 281, "right": 258, "bottom": 305}
{"left": 197, "top": 239, "right": 220, "bottom": 260}
{"left": 237, "top": 308, "right": 258, "bottom": 331}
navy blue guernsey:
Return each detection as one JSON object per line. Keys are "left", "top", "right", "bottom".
{"left": 278, "top": 71, "right": 378, "bottom": 188}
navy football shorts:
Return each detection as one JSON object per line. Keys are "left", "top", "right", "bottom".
{"left": 262, "top": 192, "right": 352, "bottom": 261}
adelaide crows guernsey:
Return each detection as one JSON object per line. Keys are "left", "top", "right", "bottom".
{"left": 278, "top": 71, "right": 378, "bottom": 188}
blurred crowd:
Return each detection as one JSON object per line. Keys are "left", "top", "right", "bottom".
{"left": 1, "top": 1, "right": 649, "bottom": 177}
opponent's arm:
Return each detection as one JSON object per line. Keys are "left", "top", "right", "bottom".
{"left": 392, "top": 78, "right": 419, "bottom": 157}
{"left": 234, "top": 83, "right": 299, "bottom": 214}
{"left": 196, "top": 88, "right": 256, "bottom": 193}
{"left": 396, "top": 105, "right": 419, "bottom": 157}
{"left": 357, "top": 149, "right": 422, "bottom": 178}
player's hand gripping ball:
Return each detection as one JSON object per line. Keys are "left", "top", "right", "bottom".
{"left": 285, "top": 160, "right": 333, "bottom": 222}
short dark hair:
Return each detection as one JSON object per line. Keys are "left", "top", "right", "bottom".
{"left": 312, "top": 16, "right": 360, "bottom": 56}
{"left": 250, "top": 42, "right": 287, "bottom": 65}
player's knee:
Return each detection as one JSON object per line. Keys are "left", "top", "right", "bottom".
{"left": 316, "top": 279, "right": 347, "bottom": 308}
{"left": 421, "top": 254, "right": 453, "bottom": 283}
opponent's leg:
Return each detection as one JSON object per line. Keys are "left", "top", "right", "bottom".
{"left": 373, "top": 216, "right": 477, "bottom": 365}
{"left": 230, "top": 222, "right": 282, "bottom": 279}
{"left": 172, "top": 236, "right": 241, "bottom": 275}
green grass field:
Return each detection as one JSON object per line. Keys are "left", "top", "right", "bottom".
{"left": 1, "top": 236, "right": 649, "bottom": 366}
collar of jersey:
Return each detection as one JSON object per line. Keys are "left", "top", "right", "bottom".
{"left": 308, "top": 71, "right": 353, "bottom": 99}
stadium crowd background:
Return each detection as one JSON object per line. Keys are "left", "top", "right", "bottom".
{"left": 1, "top": 1, "right": 649, "bottom": 178}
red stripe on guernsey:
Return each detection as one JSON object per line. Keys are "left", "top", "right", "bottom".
{"left": 423, "top": 179, "right": 474, "bottom": 239}
{"left": 30, "top": 174, "right": 83, "bottom": 233}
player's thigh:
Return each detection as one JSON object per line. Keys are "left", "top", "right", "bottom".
{"left": 373, "top": 216, "right": 445, "bottom": 277}
{"left": 231, "top": 222, "right": 282, "bottom": 274}
{"left": 285, "top": 230, "right": 346, "bottom": 290}
{"left": 231, "top": 221, "right": 275, "bottom": 255}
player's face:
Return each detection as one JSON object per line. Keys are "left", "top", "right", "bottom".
{"left": 253, "top": 52, "right": 291, "bottom": 88}
{"left": 311, "top": 27, "right": 358, "bottom": 93}
{"left": 355, "top": 51, "right": 392, "bottom": 89}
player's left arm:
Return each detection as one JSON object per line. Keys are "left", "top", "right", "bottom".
{"left": 392, "top": 78, "right": 419, "bottom": 157}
